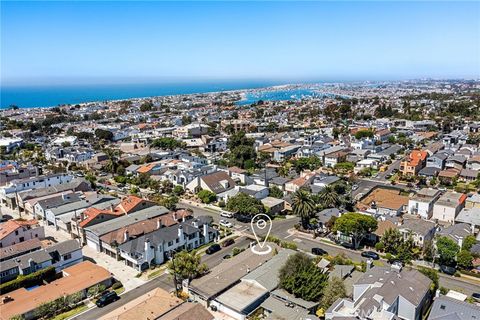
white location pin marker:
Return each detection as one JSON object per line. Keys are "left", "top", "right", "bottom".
{"left": 250, "top": 214, "right": 272, "bottom": 255}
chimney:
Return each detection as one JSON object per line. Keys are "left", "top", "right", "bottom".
{"left": 124, "top": 230, "right": 129, "bottom": 242}
{"left": 110, "top": 203, "right": 115, "bottom": 212}
{"left": 144, "top": 238, "right": 150, "bottom": 253}
{"left": 172, "top": 212, "right": 177, "bottom": 221}
{"left": 192, "top": 219, "right": 199, "bottom": 228}
{"left": 61, "top": 193, "right": 68, "bottom": 200}
{"left": 157, "top": 219, "right": 162, "bottom": 229}
{"left": 203, "top": 223, "right": 208, "bottom": 239}
{"left": 177, "top": 224, "right": 183, "bottom": 240}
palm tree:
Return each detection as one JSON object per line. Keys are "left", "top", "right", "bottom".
{"left": 103, "top": 148, "right": 121, "bottom": 174}
{"left": 317, "top": 185, "right": 340, "bottom": 209}
{"left": 292, "top": 189, "right": 316, "bottom": 230}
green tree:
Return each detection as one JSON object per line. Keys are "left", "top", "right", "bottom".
{"left": 423, "top": 239, "right": 435, "bottom": 262}
{"left": 197, "top": 190, "right": 217, "bottom": 204}
{"left": 462, "top": 235, "right": 477, "bottom": 251}
{"left": 379, "top": 228, "right": 403, "bottom": 255}
{"left": 334, "top": 162, "right": 355, "bottom": 174}
{"left": 269, "top": 186, "right": 284, "bottom": 199}
{"left": 457, "top": 250, "right": 473, "bottom": 270}
{"left": 333, "top": 213, "right": 378, "bottom": 249}
{"left": 94, "top": 128, "right": 114, "bottom": 141}
{"left": 151, "top": 137, "right": 184, "bottom": 150}
{"left": 436, "top": 236, "right": 460, "bottom": 266}
{"left": 279, "top": 252, "right": 329, "bottom": 302}
{"left": 173, "top": 185, "right": 185, "bottom": 196}
{"left": 167, "top": 250, "right": 208, "bottom": 281}
{"left": 226, "top": 131, "right": 257, "bottom": 169}
{"left": 292, "top": 189, "right": 316, "bottom": 229}
{"left": 354, "top": 129, "right": 374, "bottom": 140}
{"left": 396, "top": 234, "right": 416, "bottom": 264}
{"left": 316, "top": 185, "right": 340, "bottom": 209}
{"left": 103, "top": 148, "right": 121, "bottom": 174}
{"left": 320, "top": 277, "right": 347, "bottom": 310}
{"left": 226, "top": 193, "right": 265, "bottom": 215}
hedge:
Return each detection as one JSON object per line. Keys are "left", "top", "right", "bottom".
{"left": 0, "top": 266, "right": 56, "bottom": 294}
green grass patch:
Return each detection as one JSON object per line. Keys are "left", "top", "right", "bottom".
{"left": 373, "top": 260, "right": 385, "bottom": 267}
{"left": 51, "top": 304, "right": 88, "bottom": 320}
{"left": 114, "top": 287, "right": 125, "bottom": 295}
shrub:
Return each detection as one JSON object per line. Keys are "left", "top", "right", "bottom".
{"left": 112, "top": 282, "right": 123, "bottom": 290}
{"left": 375, "top": 242, "right": 385, "bottom": 252}
{"left": 232, "top": 247, "right": 242, "bottom": 256}
{"left": 0, "top": 266, "right": 56, "bottom": 294}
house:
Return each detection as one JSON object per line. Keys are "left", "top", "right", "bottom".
{"left": 0, "top": 261, "right": 113, "bottom": 320}
{"left": 188, "top": 247, "right": 275, "bottom": 308}
{"left": 260, "top": 289, "right": 320, "bottom": 320}
{"left": 466, "top": 155, "right": 480, "bottom": 170}
{"left": 0, "top": 238, "right": 42, "bottom": 262}
{"left": 436, "top": 223, "right": 473, "bottom": 247}
{"left": 0, "top": 174, "right": 74, "bottom": 209}
{"left": 0, "top": 239, "right": 82, "bottom": 283}
{"left": 425, "top": 141, "right": 445, "bottom": 157}
{"left": 209, "top": 249, "right": 295, "bottom": 320}
{"left": 239, "top": 184, "right": 269, "bottom": 200}
{"left": 455, "top": 207, "right": 480, "bottom": 235}
{"left": 432, "top": 192, "right": 467, "bottom": 223}
{"left": 326, "top": 265, "right": 432, "bottom": 320}
{"left": 354, "top": 158, "right": 379, "bottom": 173}
{"left": 428, "top": 295, "right": 480, "bottom": 320}
{"left": 324, "top": 151, "right": 348, "bottom": 168}
{"left": 426, "top": 152, "right": 448, "bottom": 170}
{"left": 222, "top": 166, "right": 250, "bottom": 184}
{"left": 285, "top": 172, "right": 315, "bottom": 193}
{"left": 465, "top": 193, "right": 480, "bottom": 209}
{"left": 445, "top": 155, "right": 467, "bottom": 171}
{"left": 356, "top": 188, "right": 409, "bottom": 216}
{"left": 438, "top": 168, "right": 460, "bottom": 185}
{"left": 186, "top": 171, "right": 236, "bottom": 195}
{"left": 0, "top": 137, "right": 23, "bottom": 153}
{"left": 400, "top": 150, "right": 428, "bottom": 176}
{"left": 261, "top": 197, "right": 285, "bottom": 215}
{"left": 459, "top": 168, "right": 479, "bottom": 182}
{"left": 118, "top": 217, "right": 217, "bottom": 271}
{"left": 397, "top": 216, "right": 436, "bottom": 247}
{"left": 273, "top": 145, "right": 301, "bottom": 162}
{"left": 418, "top": 166, "right": 441, "bottom": 178}
{"left": 99, "top": 288, "right": 214, "bottom": 320}
{"left": 84, "top": 205, "right": 170, "bottom": 252}
{"left": 408, "top": 188, "right": 442, "bottom": 219}
{"left": 0, "top": 219, "right": 45, "bottom": 248}
{"left": 316, "top": 208, "right": 342, "bottom": 233}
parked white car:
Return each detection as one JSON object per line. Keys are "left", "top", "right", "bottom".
{"left": 220, "top": 211, "right": 234, "bottom": 218}
{"left": 219, "top": 220, "right": 233, "bottom": 228}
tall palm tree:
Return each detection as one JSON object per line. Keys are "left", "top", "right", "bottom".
{"left": 317, "top": 185, "right": 340, "bottom": 209}
{"left": 103, "top": 148, "right": 121, "bottom": 174}
{"left": 292, "top": 189, "right": 316, "bottom": 230}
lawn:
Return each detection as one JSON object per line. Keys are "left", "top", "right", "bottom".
{"left": 51, "top": 304, "right": 88, "bottom": 320}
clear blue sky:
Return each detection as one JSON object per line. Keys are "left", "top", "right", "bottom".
{"left": 1, "top": 1, "right": 479, "bottom": 85}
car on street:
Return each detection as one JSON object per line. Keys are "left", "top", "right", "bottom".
{"left": 220, "top": 211, "right": 234, "bottom": 218}
{"left": 206, "top": 244, "right": 221, "bottom": 255}
{"left": 223, "top": 254, "right": 231, "bottom": 259}
{"left": 235, "top": 214, "right": 251, "bottom": 223}
{"left": 352, "top": 184, "right": 359, "bottom": 191}
{"left": 472, "top": 293, "right": 480, "bottom": 302}
{"left": 95, "top": 291, "right": 119, "bottom": 307}
{"left": 219, "top": 220, "right": 233, "bottom": 228}
{"left": 222, "top": 238, "right": 235, "bottom": 247}
{"left": 311, "top": 247, "right": 328, "bottom": 255}
{"left": 361, "top": 251, "right": 380, "bottom": 260}
{"left": 440, "top": 265, "right": 456, "bottom": 275}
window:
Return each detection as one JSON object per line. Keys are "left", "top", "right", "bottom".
{"left": 63, "top": 253, "right": 72, "bottom": 260}
{"left": 168, "top": 241, "right": 173, "bottom": 246}
{"left": 15, "top": 230, "right": 18, "bottom": 236}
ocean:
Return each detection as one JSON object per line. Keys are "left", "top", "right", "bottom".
{"left": 0, "top": 81, "right": 283, "bottom": 109}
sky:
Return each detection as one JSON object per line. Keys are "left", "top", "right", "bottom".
{"left": 1, "top": 1, "right": 479, "bottom": 86}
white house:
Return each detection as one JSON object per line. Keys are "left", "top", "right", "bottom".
{"left": 408, "top": 188, "right": 442, "bottom": 220}
{"left": 432, "top": 191, "right": 467, "bottom": 223}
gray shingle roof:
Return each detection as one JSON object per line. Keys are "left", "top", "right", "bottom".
{"left": 429, "top": 295, "right": 480, "bottom": 320}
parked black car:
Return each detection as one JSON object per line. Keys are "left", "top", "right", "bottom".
{"left": 206, "top": 244, "right": 221, "bottom": 254}
{"left": 222, "top": 238, "right": 235, "bottom": 247}
{"left": 235, "top": 214, "right": 252, "bottom": 223}
{"left": 95, "top": 291, "right": 119, "bottom": 307}
{"left": 472, "top": 293, "right": 480, "bottom": 302}
{"left": 311, "top": 247, "right": 328, "bottom": 256}
{"left": 361, "top": 251, "right": 380, "bottom": 260}
{"left": 440, "top": 265, "right": 456, "bottom": 275}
